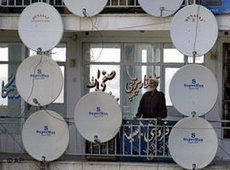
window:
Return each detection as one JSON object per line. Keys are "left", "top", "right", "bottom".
{"left": 83, "top": 43, "right": 121, "bottom": 101}
{"left": 0, "top": 44, "right": 24, "bottom": 107}
{"left": 83, "top": 43, "right": 204, "bottom": 119}
{"left": 0, "top": 43, "right": 25, "bottom": 133}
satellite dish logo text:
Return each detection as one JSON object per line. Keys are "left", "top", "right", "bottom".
{"left": 184, "top": 79, "right": 204, "bottom": 90}
{"left": 89, "top": 107, "right": 108, "bottom": 118}
{"left": 36, "top": 125, "right": 56, "bottom": 136}
{"left": 183, "top": 132, "right": 204, "bottom": 144}
{"left": 32, "top": 14, "right": 50, "bottom": 23}
{"left": 30, "top": 69, "right": 49, "bottom": 80}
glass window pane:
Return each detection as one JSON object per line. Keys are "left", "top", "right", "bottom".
{"left": 195, "top": 56, "right": 204, "bottom": 63}
{"left": 0, "top": 64, "right": 8, "bottom": 106}
{"left": 122, "top": 65, "right": 160, "bottom": 118}
{"left": 29, "top": 50, "right": 37, "bottom": 56}
{"left": 84, "top": 65, "right": 120, "bottom": 101}
{"left": 0, "top": 44, "right": 23, "bottom": 62}
{"left": 164, "top": 44, "right": 184, "bottom": 63}
{"left": 53, "top": 66, "right": 64, "bottom": 103}
{"left": 0, "top": 47, "right": 8, "bottom": 61}
{"left": 124, "top": 43, "right": 160, "bottom": 63}
{"left": 84, "top": 43, "right": 121, "bottom": 62}
{"left": 188, "top": 56, "right": 193, "bottom": 63}
{"left": 165, "top": 68, "right": 180, "bottom": 106}
{"left": 51, "top": 46, "right": 66, "bottom": 62}
{"left": 188, "top": 56, "right": 204, "bottom": 64}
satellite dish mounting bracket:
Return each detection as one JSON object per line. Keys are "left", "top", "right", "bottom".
{"left": 191, "top": 111, "right": 196, "bottom": 117}
{"left": 94, "top": 135, "right": 101, "bottom": 144}
{"left": 193, "top": 51, "right": 197, "bottom": 57}
{"left": 192, "top": 163, "right": 196, "bottom": 170}
{"left": 82, "top": 8, "right": 87, "bottom": 17}
{"left": 40, "top": 156, "right": 48, "bottom": 170}
{"left": 160, "top": 6, "right": 165, "bottom": 17}
{"left": 37, "top": 48, "right": 42, "bottom": 55}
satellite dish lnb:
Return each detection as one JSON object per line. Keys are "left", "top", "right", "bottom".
{"left": 22, "top": 110, "right": 69, "bottom": 162}
{"left": 170, "top": 4, "right": 218, "bottom": 56}
{"left": 74, "top": 91, "right": 122, "bottom": 143}
{"left": 16, "top": 55, "right": 63, "bottom": 106}
{"left": 169, "top": 117, "right": 218, "bottom": 170}
{"left": 138, "top": 0, "right": 184, "bottom": 17}
{"left": 63, "top": 0, "right": 108, "bottom": 17}
{"left": 18, "top": 2, "right": 63, "bottom": 52}
{"left": 169, "top": 64, "right": 218, "bottom": 117}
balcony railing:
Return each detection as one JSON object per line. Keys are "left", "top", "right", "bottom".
{"left": 0, "top": 0, "right": 190, "bottom": 14}
{"left": 0, "top": 0, "right": 139, "bottom": 7}
{"left": 0, "top": 118, "right": 228, "bottom": 163}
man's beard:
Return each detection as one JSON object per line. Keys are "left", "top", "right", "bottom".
{"left": 148, "top": 86, "right": 156, "bottom": 91}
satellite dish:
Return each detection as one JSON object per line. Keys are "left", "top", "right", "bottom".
{"left": 138, "top": 0, "right": 184, "bottom": 17}
{"left": 63, "top": 0, "right": 108, "bottom": 17}
{"left": 170, "top": 4, "right": 218, "bottom": 56}
{"left": 22, "top": 110, "right": 69, "bottom": 162}
{"left": 16, "top": 55, "right": 63, "bottom": 106}
{"left": 169, "top": 64, "right": 218, "bottom": 116}
{"left": 18, "top": 2, "right": 63, "bottom": 52}
{"left": 74, "top": 91, "right": 122, "bottom": 143}
{"left": 169, "top": 117, "right": 218, "bottom": 170}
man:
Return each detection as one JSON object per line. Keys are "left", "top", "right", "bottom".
{"left": 135, "top": 77, "right": 167, "bottom": 121}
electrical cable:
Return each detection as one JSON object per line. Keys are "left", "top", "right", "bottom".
{"left": 26, "top": 54, "right": 43, "bottom": 105}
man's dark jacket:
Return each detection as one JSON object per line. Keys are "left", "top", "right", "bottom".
{"left": 136, "top": 90, "right": 167, "bottom": 118}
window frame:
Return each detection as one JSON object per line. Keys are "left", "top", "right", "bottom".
{"left": 82, "top": 41, "right": 205, "bottom": 119}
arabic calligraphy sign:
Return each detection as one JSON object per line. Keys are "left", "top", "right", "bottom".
{"left": 86, "top": 69, "right": 119, "bottom": 101}
{"left": 125, "top": 75, "right": 158, "bottom": 102}
{"left": 121, "top": 119, "right": 175, "bottom": 161}
{"left": 1, "top": 74, "right": 20, "bottom": 100}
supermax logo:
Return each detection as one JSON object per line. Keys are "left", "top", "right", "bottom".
{"left": 36, "top": 125, "right": 56, "bottom": 136}
{"left": 30, "top": 69, "right": 49, "bottom": 80}
{"left": 184, "top": 79, "right": 204, "bottom": 90}
{"left": 89, "top": 107, "right": 108, "bottom": 118}
{"left": 183, "top": 133, "right": 203, "bottom": 144}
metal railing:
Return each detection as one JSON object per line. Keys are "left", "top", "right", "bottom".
{"left": 84, "top": 119, "right": 174, "bottom": 161}
{"left": 0, "top": 0, "right": 190, "bottom": 13}
{"left": 0, "top": 0, "right": 139, "bottom": 8}
{"left": 0, "top": 119, "right": 174, "bottom": 161}
{"left": 0, "top": 118, "right": 229, "bottom": 163}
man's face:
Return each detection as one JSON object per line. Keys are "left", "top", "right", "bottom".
{"left": 149, "top": 79, "right": 157, "bottom": 89}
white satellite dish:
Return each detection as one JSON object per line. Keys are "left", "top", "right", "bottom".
{"left": 63, "top": 0, "right": 108, "bottom": 17}
{"left": 170, "top": 4, "right": 218, "bottom": 56}
{"left": 138, "top": 0, "right": 184, "bottom": 17}
{"left": 22, "top": 110, "right": 69, "bottom": 162}
{"left": 16, "top": 55, "right": 63, "bottom": 106}
{"left": 169, "top": 64, "right": 218, "bottom": 116}
{"left": 74, "top": 91, "right": 122, "bottom": 143}
{"left": 18, "top": 2, "right": 63, "bottom": 52}
{"left": 169, "top": 117, "right": 218, "bottom": 170}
